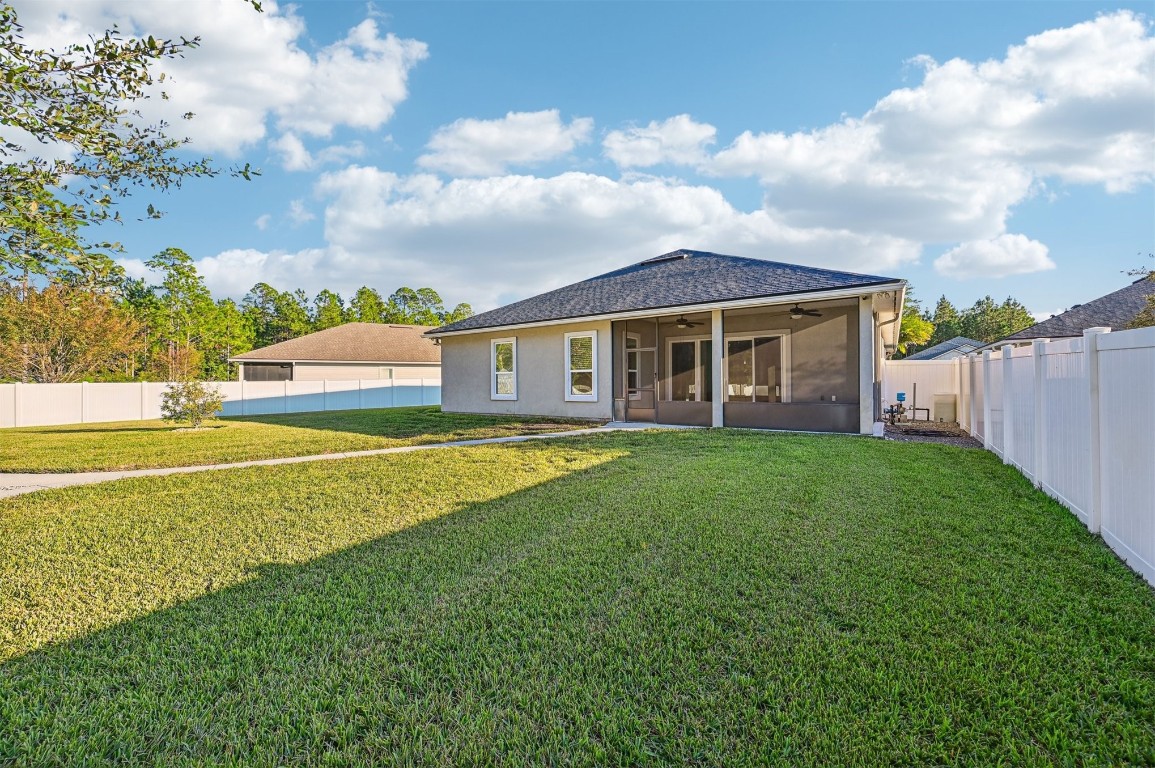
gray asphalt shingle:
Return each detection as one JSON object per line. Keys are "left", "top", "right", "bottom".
{"left": 231, "top": 323, "right": 440, "bottom": 363}
{"left": 432, "top": 249, "right": 901, "bottom": 334}
{"left": 1002, "top": 276, "right": 1155, "bottom": 341}
{"left": 904, "top": 337, "right": 983, "bottom": 360}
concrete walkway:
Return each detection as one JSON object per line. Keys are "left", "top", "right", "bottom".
{"left": 0, "top": 422, "right": 689, "bottom": 500}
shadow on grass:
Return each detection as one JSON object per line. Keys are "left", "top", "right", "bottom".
{"left": 2, "top": 432, "right": 1153, "bottom": 765}
{"left": 222, "top": 405, "right": 594, "bottom": 440}
{"left": 17, "top": 425, "right": 175, "bottom": 435}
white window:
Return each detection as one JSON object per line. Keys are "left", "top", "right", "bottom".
{"left": 491, "top": 337, "right": 516, "bottom": 400}
{"left": 564, "top": 331, "right": 597, "bottom": 402}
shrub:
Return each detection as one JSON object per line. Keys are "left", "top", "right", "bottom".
{"left": 161, "top": 380, "right": 224, "bottom": 428}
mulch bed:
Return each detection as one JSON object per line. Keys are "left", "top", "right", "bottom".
{"left": 884, "top": 420, "right": 983, "bottom": 449}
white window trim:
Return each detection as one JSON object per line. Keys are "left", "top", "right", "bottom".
{"left": 723, "top": 329, "right": 792, "bottom": 403}
{"left": 491, "top": 337, "right": 517, "bottom": 401}
{"left": 664, "top": 335, "right": 712, "bottom": 402}
{"left": 564, "top": 330, "right": 598, "bottom": 403}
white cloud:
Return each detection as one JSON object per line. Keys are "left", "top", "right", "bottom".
{"left": 16, "top": 2, "right": 427, "bottom": 155}
{"left": 708, "top": 11, "right": 1154, "bottom": 245}
{"left": 417, "top": 110, "right": 594, "bottom": 176}
{"left": 193, "top": 247, "right": 333, "bottom": 299}
{"left": 254, "top": 214, "right": 272, "bottom": 231}
{"left": 255, "top": 167, "right": 917, "bottom": 309}
{"left": 603, "top": 115, "right": 717, "bottom": 168}
{"left": 934, "top": 234, "right": 1056, "bottom": 279}
{"left": 287, "top": 199, "right": 316, "bottom": 227}
{"left": 271, "top": 132, "right": 366, "bottom": 171}
{"left": 270, "top": 133, "right": 313, "bottom": 172}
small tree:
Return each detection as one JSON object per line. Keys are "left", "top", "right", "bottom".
{"left": 161, "top": 380, "right": 223, "bottom": 428}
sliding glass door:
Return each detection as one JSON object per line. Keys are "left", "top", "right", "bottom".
{"left": 726, "top": 336, "right": 784, "bottom": 403}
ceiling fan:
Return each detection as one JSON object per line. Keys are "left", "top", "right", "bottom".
{"left": 789, "top": 304, "right": 822, "bottom": 320}
{"left": 674, "top": 315, "right": 703, "bottom": 328}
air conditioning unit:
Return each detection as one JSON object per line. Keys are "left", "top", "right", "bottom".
{"left": 933, "top": 394, "right": 957, "bottom": 423}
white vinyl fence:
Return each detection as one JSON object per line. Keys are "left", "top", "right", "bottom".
{"left": 883, "top": 326, "right": 1155, "bottom": 587}
{"left": 0, "top": 378, "right": 442, "bottom": 429}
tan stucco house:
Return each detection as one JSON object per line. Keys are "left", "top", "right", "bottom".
{"left": 427, "top": 250, "right": 906, "bottom": 434}
{"left": 230, "top": 323, "right": 440, "bottom": 381}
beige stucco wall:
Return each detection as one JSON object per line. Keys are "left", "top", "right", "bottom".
{"left": 440, "top": 321, "right": 614, "bottom": 420}
{"left": 291, "top": 363, "right": 440, "bottom": 381}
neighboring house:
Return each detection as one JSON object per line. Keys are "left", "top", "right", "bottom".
{"left": 427, "top": 249, "right": 906, "bottom": 434}
{"left": 229, "top": 323, "right": 440, "bottom": 381}
{"left": 995, "top": 276, "right": 1155, "bottom": 345}
{"left": 903, "top": 336, "right": 982, "bottom": 361}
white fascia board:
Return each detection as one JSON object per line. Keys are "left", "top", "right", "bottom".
{"left": 426, "top": 281, "right": 907, "bottom": 339}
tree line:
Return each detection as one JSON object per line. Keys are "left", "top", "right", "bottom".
{"left": 897, "top": 291, "right": 1036, "bottom": 357}
{"left": 0, "top": 248, "right": 472, "bottom": 383}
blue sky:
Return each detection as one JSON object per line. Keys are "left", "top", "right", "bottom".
{"left": 17, "top": 1, "right": 1155, "bottom": 317}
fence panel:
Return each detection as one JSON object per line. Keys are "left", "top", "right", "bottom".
{"left": 986, "top": 354, "right": 1004, "bottom": 457}
{"left": 1007, "top": 347, "right": 1036, "bottom": 480}
{"left": 1039, "top": 339, "right": 1091, "bottom": 522}
{"left": 972, "top": 357, "right": 985, "bottom": 442}
{"left": 1097, "top": 327, "right": 1155, "bottom": 584}
{"left": 880, "top": 360, "right": 958, "bottom": 415}
{"left": 0, "top": 378, "right": 441, "bottom": 427}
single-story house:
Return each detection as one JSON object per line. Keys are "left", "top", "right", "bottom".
{"left": 903, "top": 336, "right": 982, "bottom": 361}
{"left": 992, "top": 276, "right": 1155, "bottom": 345}
{"left": 426, "top": 249, "right": 906, "bottom": 434}
{"left": 229, "top": 323, "right": 440, "bottom": 381}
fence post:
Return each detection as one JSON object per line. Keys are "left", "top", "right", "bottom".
{"left": 1001, "top": 346, "right": 1014, "bottom": 465}
{"left": 13, "top": 381, "right": 20, "bottom": 428}
{"left": 953, "top": 357, "right": 963, "bottom": 429}
{"left": 358, "top": 379, "right": 364, "bottom": 410}
{"left": 981, "top": 350, "right": 993, "bottom": 450}
{"left": 140, "top": 382, "right": 147, "bottom": 420}
{"left": 284, "top": 380, "right": 290, "bottom": 414}
{"left": 1084, "top": 327, "right": 1109, "bottom": 534}
{"left": 1032, "top": 339, "right": 1047, "bottom": 491}
{"left": 240, "top": 378, "right": 246, "bottom": 416}
{"left": 967, "top": 355, "right": 977, "bottom": 437}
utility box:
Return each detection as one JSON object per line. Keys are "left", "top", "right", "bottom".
{"left": 933, "top": 394, "right": 957, "bottom": 423}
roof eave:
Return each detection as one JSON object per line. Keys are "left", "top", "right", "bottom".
{"left": 426, "top": 280, "right": 907, "bottom": 338}
{"left": 227, "top": 357, "right": 441, "bottom": 365}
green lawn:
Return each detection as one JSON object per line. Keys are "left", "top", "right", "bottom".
{"left": 1, "top": 430, "right": 1153, "bottom": 765}
{"left": 0, "top": 406, "right": 593, "bottom": 472}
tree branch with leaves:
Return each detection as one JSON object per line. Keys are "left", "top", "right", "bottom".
{"left": 0, "top": 0, "right": 257, "bottom": 280}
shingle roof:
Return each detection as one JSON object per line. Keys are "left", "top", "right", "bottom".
{"left": 432, "top": 249, "right": 902, "bottom": 334}
{"left": 231, "top": 323, "right": 440, "bottom": 363}
{"left": 1002, "top": 276, "right": 1155, "bottom": 341}
{"left": 904, "top": 336, "right": 983, "bottom": 361}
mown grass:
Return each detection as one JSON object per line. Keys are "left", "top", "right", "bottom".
{"left": 1, "top": 430, "right": 1153, "bottom": 765}
{"left": 0, "top": 406, "right": 593, "bottom": 472}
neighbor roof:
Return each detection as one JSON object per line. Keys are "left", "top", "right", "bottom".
{"left": 230, "top": 323, "right": 440, "bottom": 364}
{"left": 904, "top": 336, "right": 983, "bottom": 361}
{"left": 431, "top": 249, "right": 902, "bottom": 334}
{"left": 1002, "top": 276, "right": 1155, "bottom": 342}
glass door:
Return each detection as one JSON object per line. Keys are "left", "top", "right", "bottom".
{"left": 726, "top": 335, "right": 784, "bottom": 402}
{"left": 625, "top": 332, "right": 656, "bottom": 419}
